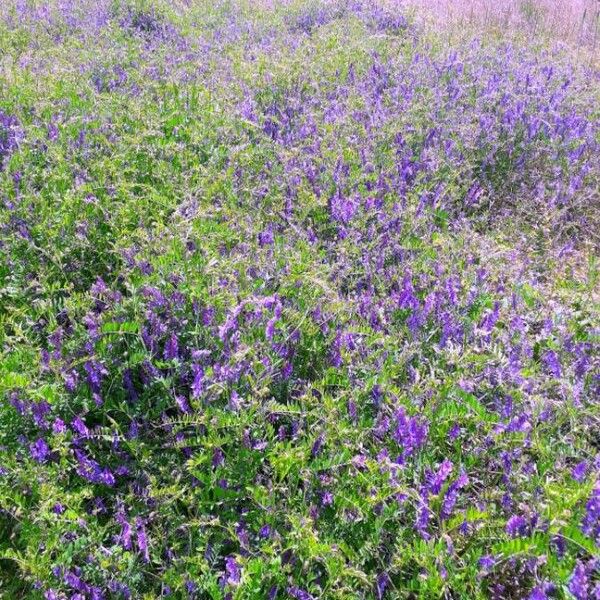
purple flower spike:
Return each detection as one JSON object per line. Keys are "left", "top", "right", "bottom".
{"left": 287, "top": 587, "right": 314, "bottom": 600}
{"left": 225, "top": 556, "right": 241, "bottom": 586}
{"left": 506, "top": 515, "right": 529, "bottom": 538}
{"left": 30, "top": 438, "right": 50, "bottom": 463}
{"left": 135, "top": 517, "right": 150, "bottom": 562}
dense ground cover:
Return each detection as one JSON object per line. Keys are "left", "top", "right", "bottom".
{"left": 0, "top": 1, "right": 599, "bottom": 598}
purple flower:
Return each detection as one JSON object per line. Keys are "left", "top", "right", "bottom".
{"left": 52, "top": 418, "right": 67, "bottom": 434}
{"left": 0, "top": 111, "right": 21, "bottom": 167}
{"left": 191, "top": 364, "right": 203, "bottom": 398}
{"left": 258, "top": 227, "right": 274, "bottom": 246}
{"left": 228, "top": 391, "right": 241, "bottom": 412}
{"left": 311, "top": 434, "right": 324, "bottom": 457}
{"left": 31, "top": 401, "right": 51, "bottom": 428}
{"left": 322, "top": 491, "right": 334, "bottom": 506}
{"left": 448, "top": 423, "right": 461, "bottom": 441}
{"left": 9, "top": 392, "right": 27, "bottom": 415}
{"left": 123, "top": 369, "right": 138, "bottom": 402}
{"left": 329, "top": 330, "right": 343, "bottom": 367}
{"left": 582, "top": 482, "right": 600, "bottom": 544}
{"left": 397, "top": 271, "right": 419, "bottom": 310}
{"left": 116, "top": 509, "right": 133, "bottom": 550}
{"left": 185, "top": 580, "right": 197, "bottom": 595}
{"left": 376, "top": 572, "right": 390, "bottom": 600}
{"left": 415, "top": 493, "right": 431, "bottom": 539}
{"left": 74, "top": 450, "right": 115, "bottom": 486}
{"left": 84, "top": 360, "right": 108, "bottom": 397}
{"left": 136, "top": 517, "right": 149, "bottom": 562}
{"left": 568, "top": 562, "right": 589, "bottom": 600}
{"left": 427, "top": 459, "right": 453, "bottom": 495}
{"left": 225, "top": 556, "right": 241, "bottom": 586}
{"left": 529, "top": 585, "right": 548, "bottom": 600}
{"left": 371, "top": 385, "right": 383, "bottom": 408}
{"left": 71, "top": 416, "right": 90, "bottom": 438}
{"left": 212, "top": 447, "right": 225, "bottom": 468}
{"left": 441, "top": 471, "right": 469, "bottom": 520}
{"left": 351, "top": 454, "right": 367, "bottom": 470}
{"left": 506, "top": 515, "right": 529, "bottom": 538}
{"left": 64, "top": 370, "right": 78, "bottom": 393}
{"left": 30, "top": 438, "right": 50, "bottom": 463}
{"left": 478, "top": 554, "right": 496, "bottom": 574}
{"left": 175, "top": 395, "right": 191, "bottom": 414}
{"left": 480, "top": 301, "right": 500, "bottom": 333}
{"left": 543, "top": 350, "right": 561, "bottom": 378}
{"left": 287, "top": 587, "right": 314, "bottom": 600}
{"left": 347, "top": 400, "right": 357, "bottom": 422}
{"left": 64, "top": 570, "right": 89, "bottom": 594}
{"left": 164, "top": 333, "right": 179, "bottom": 360}
{"left": 393, "top": 407, "right": 428, "bottom": 459}
{"left": 572, "top": 461, "right": 588, "bottom": 482}
{"left": 265, "top": 317, "right": 277, "bottom": 340}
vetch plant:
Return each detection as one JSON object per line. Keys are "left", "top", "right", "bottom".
{"left": 0, "top": 0, "right": 598, "bottom": 598}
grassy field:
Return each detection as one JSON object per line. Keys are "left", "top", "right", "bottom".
{"left": 0, "top": 1, "right": 599, "bottom": 598}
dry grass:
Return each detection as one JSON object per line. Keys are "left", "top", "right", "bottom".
{"left": 404, "top": 0, "right": 600, "bottom": 57}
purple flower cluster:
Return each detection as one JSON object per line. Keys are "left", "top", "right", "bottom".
{"left": 0, "top": 111, "right": 21, "bottom": 168}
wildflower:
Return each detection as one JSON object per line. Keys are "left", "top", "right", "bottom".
{"left": 30, "top": 438, "right": 50, "bottom": 463}
{"left": 175, "top": 395, "right": 191, "bottom": 414}
{"left": 529, "top": 586, "right": 547, "bottom": 600}
{"left": 376, "top": 572, "right": 390, "bottom": 599}
{"left": 506, "top": 515, "right": 529, "bottom": 538}
{"left": 311, "top": 434, "right": 324, "bottom": 457}
{"left": 84, "top": 360, "right": 108, "bottom": 404}
{"left": 347, "top": 400, "right": 358, "bottom": 422}
{"left": 415, "top": 492, "right": 431, "bottom": 539}
{"left": 287, "top": 587, "right": 314, "bottom": 600}
{"left": 441, "top": 471, "right": 469, "bottom": 520}
{"left": 136, "top": 517, "right": 149, "bottom": 562}
{"left": 478, "top": 555, "right": 496, "bottom": 574}
{"left": 259, "top": 524, "right": 271, "bottom": 539}
{"left": 191, "top": 364, "right": 203, "bottom": 398}
{"left": 71, "top": 416, "right": 90, "bottom": 438}
{"left": 568, "top": 562, "right": 589, "bottom": 600}
{"left": 427, "top": 459, "right": 453, "bottom": 495}
{"left": 116, "top": 508, "right": 133, "bottom": 550}
{"left": 212, "top": 447, "right": 225, "bottom": 468}
{"left": 258, "top": 226, "right": 274, "bottom": 246}
{"left": 572, "top": 461, "right": 588, "bottom": 482}
{"left": 393, "top": 407, "right": 428, "bottom": 459}
{"left": 265, "top": 317, "right": 277, "bottom": 340}
{"left": 228, "top": 391, "right": 241, "bottom": 412}
{"left": 123, "top": 369, "right": 138, "bottom": 402}
{"left": 52, "top": 418, "right": 67, "bottom": 434}
{"left": 0, "top": 111, "right": 21, "bottom": 167}
{"left": 582, "top": 482, "right": 600, "bottom": 544}
{"left": 74, "top": 450, "right": 115, "bottom": 486}
{"left": 31, "top": 401, "right": 51, "bottom": 428}
{"left": 164, "top": 333, "right": 179, "bottom": 360}
{"left": 543, "top": 350, "right": 561, "bottom": 378}
{"left": 225, "top": 557, "right": 241, "bottom": 586}
{"left": 322, "top": 491, "right": 334, "bottom": 506}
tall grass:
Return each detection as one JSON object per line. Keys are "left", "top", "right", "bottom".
{"left": 406, "top": 0, "right": 600, "bottom": 54}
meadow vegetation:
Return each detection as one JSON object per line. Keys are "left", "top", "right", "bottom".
{"left": 0, "top": 1, "right": 599, "bottom": 598}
